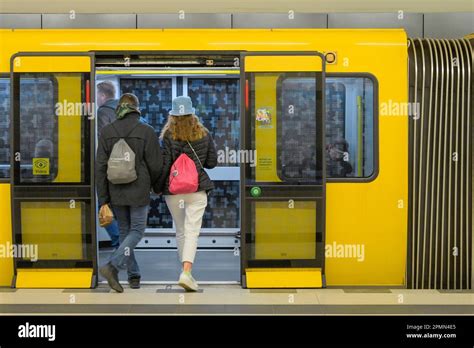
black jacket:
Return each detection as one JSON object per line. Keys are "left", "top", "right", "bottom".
{"left": 155, "top": 132, "right": 217, "bottom": 195}
{"left": 97, "top": 98, "right": 118, "bottom": 134}
{"left": 96, "top": 112, "right": 163, "bottom": 207}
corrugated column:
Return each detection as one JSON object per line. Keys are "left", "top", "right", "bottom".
{"left": 408, "top": 38, "right": 473, "bottom": 289}
{"left": 433, "top": 39, "right": 444, "bottom": 289}
{"left": 460, "top": 38, "right": 472, "bottom": 290}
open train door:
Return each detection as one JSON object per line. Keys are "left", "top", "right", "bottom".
{"left": 10, "top": 53, "right": 97, "bottom": 288}
{"left": 240, "top": 52, "right": 326, "bottom": 288}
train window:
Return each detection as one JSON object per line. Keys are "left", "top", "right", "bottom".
{"left": 249, "top": 72, "right": 322, "bottom": 184}
{"left": 0, "top": 78, "right": 9, "bottom": 179}
{"left": 16, "top": 75, "right": 58, "bottom": 183}
{"left": 277, "top": 75, "right": 318, "bottom": 181}
{"left": 277, "top": 75, "right": 376, "bottom": 180}
{"left": 326, "top": 77, "right": 375, "bottom": 179}
{"left": 13, "top": 72, "right": 92, "bottom": 185}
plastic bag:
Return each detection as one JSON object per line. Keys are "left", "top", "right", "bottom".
{"left": 99, "top": 204, "right": 114, "bottom": 227}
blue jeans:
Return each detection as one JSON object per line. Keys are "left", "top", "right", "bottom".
{"left": 109, "top": 205, "right": 148, "bottom": 280}
{"left": 105, "top": 219, "right": 120, "bottom": 247}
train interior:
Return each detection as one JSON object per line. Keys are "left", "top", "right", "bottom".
{"left": 95, "top": 54, "right": 242, "bottom": 283}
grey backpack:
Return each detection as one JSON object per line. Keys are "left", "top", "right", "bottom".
{"left": 107, "top": 123, "right": 139, "bottom": 184}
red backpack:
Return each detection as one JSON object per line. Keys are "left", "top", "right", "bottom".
{"left": 169, "top": 141, "right": 203, "bottom": 195}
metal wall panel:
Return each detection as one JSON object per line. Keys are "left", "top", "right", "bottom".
{"left": 42, "top": 14, "right": 137, "bottom": 29}
{"left": 232, "top": 13, "right": 327, "bottom": 28}
{"left": 0, "top": 14, "right": 41, "bottom": 29}
{"left": 138, "top": 13, "right": 231, "bottom": 28}
{"left": 328, "top": 12, "right": 423, "bottom": 37}
{"left": 424, "top": 13, "right": 474, "bottom": 39}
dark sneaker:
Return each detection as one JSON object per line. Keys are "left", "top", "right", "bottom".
{"left": 128, "top": 277, "right": 141, "bottom": 289}
{"left": 99, "top": 264, "right": 123, "bottom": 293}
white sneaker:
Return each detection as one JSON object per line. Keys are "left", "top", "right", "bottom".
{"left": 178, "top": 271, "right": 199, "bottom": 292}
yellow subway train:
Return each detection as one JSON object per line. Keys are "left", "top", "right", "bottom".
{"left": 0, "top": 29, "right": 471, "bottom": 289}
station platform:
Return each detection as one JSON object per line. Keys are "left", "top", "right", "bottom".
{"left": 0, "top": 286, "right": 472, "bottom": 316}
{"left": 99, "top": 248, "right": 241, "bottom": 282}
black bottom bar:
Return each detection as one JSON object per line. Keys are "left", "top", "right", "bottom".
{"left": 0, "top": 315, "right": 472, "bottom": 346}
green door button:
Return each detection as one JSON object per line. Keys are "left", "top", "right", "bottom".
{"left": 250, "top": 186, "right": 262, "bottom": 197}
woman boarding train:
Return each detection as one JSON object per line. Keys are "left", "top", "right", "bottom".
{"left": 96, "top": 93, "right": 217, "bottom": 293}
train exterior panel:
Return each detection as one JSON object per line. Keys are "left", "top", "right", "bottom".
{"left": 0, "top": 29, "right": 408, "bottom": 287}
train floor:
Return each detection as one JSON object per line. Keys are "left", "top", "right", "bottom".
{"left": 0, "top": 286, "right": 472, "bottom": 315}
{"left": 98, "top": 248, "right": 240, "bottom": 283}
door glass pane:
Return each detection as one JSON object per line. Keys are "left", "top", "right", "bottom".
{"left": 251, "top": 201, "right": 316, "bottom": 260}
{"left": 248, "top": 72, "right": 321, "bottom": 184}
{"left": 278, "top": 76, "right": 317, "bottom": 181}
{"left": 0, "top": 78, "right": 9, "bottom": 178}
{"left": 17, "top": 73, "right": 89, "bottom": 184}
{"left": 20, "top": 201, "right": 89, "bottom": 261}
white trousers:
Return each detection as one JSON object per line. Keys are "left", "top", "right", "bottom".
{"left": 164, "top": 191, "right": 207, "bottom": 263}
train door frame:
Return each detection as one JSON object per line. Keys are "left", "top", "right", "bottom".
{"left": 9, "top": 51, "right": 98, "bottom": 288}
{"left": 93, "top": 50, "right": 244, "bottom": 284}
{"left": 239, "top": 51, "right": 327, "bottom": 288}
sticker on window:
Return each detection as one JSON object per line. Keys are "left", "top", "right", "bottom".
{"left": 256, "top": 108, "right": 272, "bottom": 126}
{"left": 32, "top": 158, "right": 50, "bottom": 175}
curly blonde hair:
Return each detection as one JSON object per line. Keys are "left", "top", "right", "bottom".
{"left": 160, "top": 114, "right": 208, "bottom": 141}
